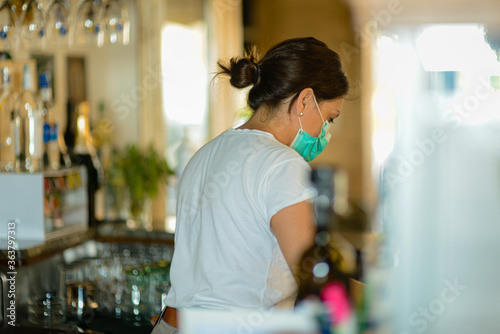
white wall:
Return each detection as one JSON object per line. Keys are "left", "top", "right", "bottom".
{"left": 84, "top": 0, "right": 139, "bottom": 149}
{"left": 86, "top": 39, "right": 139, "bottom": 148}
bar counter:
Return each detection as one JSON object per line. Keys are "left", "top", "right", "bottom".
{"left": 0, "top": 221, "right": 174, "bottom": 266}
{"left": 0, "top": 221, "right": 174, "bottom": 332}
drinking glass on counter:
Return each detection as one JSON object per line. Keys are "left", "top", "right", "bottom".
{"left": 60, "top": 260, "right": 97, "bottom": 321}
{"left": 121, "top": 267, "right": 148, "bottom": 326}
{"left": 28, "top": 262, "right": 67, "bottom": 326}
{"left": 27, "top": 292, "right": 67, "bottom": 325}
{"left": 145, "top": 260, "right": 171, "bottom": 316}
{"left": 119, "top": 252, "right": 171, "bottom": 325}
{"left": 59, "top": 243, "right": 172, "bottom": 324}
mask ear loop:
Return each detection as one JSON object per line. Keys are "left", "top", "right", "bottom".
{"left": 297, "top": 114, "right": 304, "bottom": 130}
{"left": 313, "top": 94, "right": 326, "bottom": 123}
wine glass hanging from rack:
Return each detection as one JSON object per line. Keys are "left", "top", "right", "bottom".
{"left": 19, "top": 0, "right": 46, "bottom": 50}
{"left": 100, "top": 0, "right": 129, "bottom": 46}
{"left": 73, "top": 0, "right": 102, "bottom": 47}
{"left": 0, "top": 0, "right": 130, "bottom": 51}
{"left": 45, "top": 0, "right": 69, "bottom": 48}
{"left": 0, "top": 0, "right": 19, "bottom": 52}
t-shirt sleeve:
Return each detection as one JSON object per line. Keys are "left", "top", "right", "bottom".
{"left": 263, "top": 157, "right": 316, "bottom": 224}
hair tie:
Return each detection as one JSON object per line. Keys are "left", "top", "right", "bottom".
{"left": 252, "top": 63, "right": 260, "bottom": 85}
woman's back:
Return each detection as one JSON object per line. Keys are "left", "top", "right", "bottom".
{"left": 165, "top": 128, "right": 313, "bottom": 310}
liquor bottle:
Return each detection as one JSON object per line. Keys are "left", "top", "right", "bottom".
{"left": 329, "top": 169, "right": 359, "bottom": 277}
{"left": 295, "top": 166, "right": 356, "bottom": 334}
{"left": 15, "top": 64, "right": 43, "bottom": 173}
{"left": 93, "top": 101, "right": 113, "bottom": 171}
{"left": 0, "top": 66, "right": 17, "bottom": 172}
{"left": 72, "top": 101, "right": 103, "bottom": 226}
{"left": 92, "top": 101, "right": 113, "bottom": 221}
{"left": 39, "top": 71, "right": 60, "bottom": 170}
{"left": 58, "top": 122, "right": 72, "bottom": 168}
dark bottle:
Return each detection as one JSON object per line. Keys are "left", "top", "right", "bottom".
{"left": 71, "top": 101, "right": 103, "bottom": 227}
{"left": 295, "top": 166, "right": 356, "bottom": 333}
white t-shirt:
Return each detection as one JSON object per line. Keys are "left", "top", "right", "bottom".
{"left": 164, "top": 128, "right": 314, "bottom": 310}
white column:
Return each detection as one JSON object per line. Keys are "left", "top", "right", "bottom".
{"left": 136, "top": 0, "right": 168, "bottom": 229}
{"left": 205, "top": 0, "right": 244, "bottom": 139}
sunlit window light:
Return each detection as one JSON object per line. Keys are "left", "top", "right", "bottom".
{"left": 161, "top": 22, "right": 208, "bottom": 127}
{"left": 371, "top": 34, "right": 417, "bottom": 172}
{"left": 161, "top": 22, "right": 209, "bottom": 232}
{"left": 372, "top": 23, "right": 500, "bottom": 178}
{"left": 372, "top": 88, "right": 396, "bottom": 166}
{"left": 416, "top": 24, "right": 500, "bottom": 73}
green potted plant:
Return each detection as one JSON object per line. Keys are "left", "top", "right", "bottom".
{"left": 110, "top": 143, "right": 174, "bottom": 230}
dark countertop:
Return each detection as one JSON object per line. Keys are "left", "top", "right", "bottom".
{"left": 8, "top": 312, "right": 153, "bottom": 334}
{"left": 0, "top": 221, "right": 174, "bottom": 266}
{"left": 0, "top": 229, "right": 95, "bottom": 266}
{"left": 95, "top": 221, "right": 175, "bottom": 245}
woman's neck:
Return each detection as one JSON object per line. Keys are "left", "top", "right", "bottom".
{"left": 237, "top": 109, "right": 296, "bottom": 146}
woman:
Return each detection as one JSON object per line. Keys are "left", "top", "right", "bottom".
{"left": 152, "top": 37, "right": 349, "bottom": 333}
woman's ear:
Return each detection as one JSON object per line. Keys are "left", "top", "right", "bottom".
{"left": 296, "top": 88, "right": 315, "bottom": 115}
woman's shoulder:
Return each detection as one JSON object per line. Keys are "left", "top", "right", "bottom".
{"left": 188, "top": 128, "right": 307, "bottom": 173}
{"left": 226, "top": 128, "right": 304, "bottom": 160}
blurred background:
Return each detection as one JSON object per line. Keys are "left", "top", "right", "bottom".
{"left": 32, "top": 0, "right": 498, "bottom": 235}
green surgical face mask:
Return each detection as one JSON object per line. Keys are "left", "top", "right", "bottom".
{"left": 290, "top": 95, "right": 331, "bottom": 162}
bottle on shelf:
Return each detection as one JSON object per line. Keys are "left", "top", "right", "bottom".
{"left": 93, "top": 101, "right": 113, "bottom": 172}
{"left": 39, "top": 71, "right": 60, "bottom": 170}
{"left": 0, "top": 66, "right": 17, "bottom": 172}
{"left": 295, "top": 166, "right": 357, "bottom": 334}
{"left": 58, "top": 125, "right": 72, "bottom": 168}
{"left": 15, "top": 64, "right": 44, "bottom": 173}
{"left": 93, "top": 101, "right": 113, "bottom": 221}
{"left": 72, "top": 100, "right": 103, "bottom": 226}
{"left": 329, "top": 168, "right": 359, "bottom": 278}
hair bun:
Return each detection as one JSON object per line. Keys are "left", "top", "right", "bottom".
{"left": 217, "top": 48, "right": 260, "bottom": 89}
{"left": 229, "top": 58, "right": 256, "bottom": 88}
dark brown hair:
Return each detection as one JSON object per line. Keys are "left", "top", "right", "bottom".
{"left": 217, "top": 37, "right": 349, "bottom": 114}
